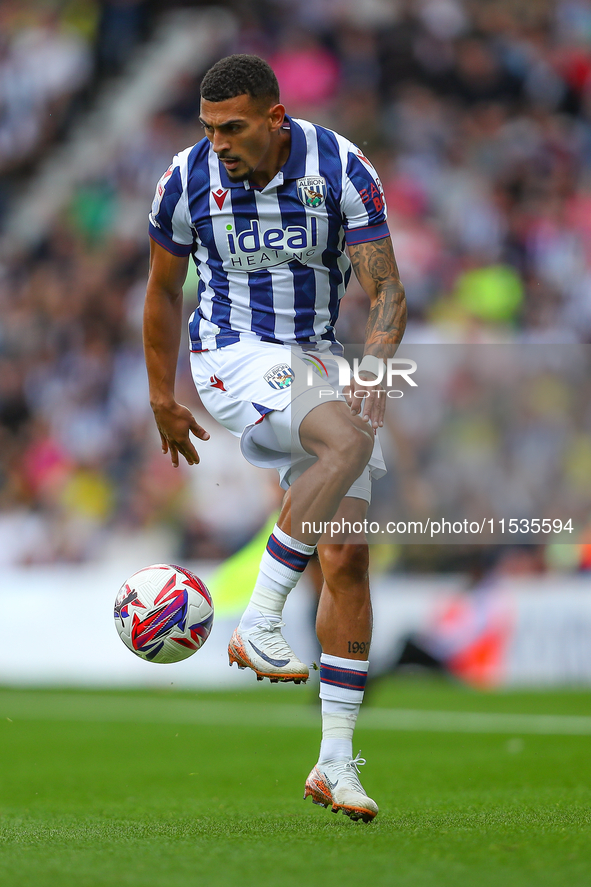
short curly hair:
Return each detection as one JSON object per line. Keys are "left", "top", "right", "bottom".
{"left": 200, "top": 54, "right": 280, "bottom": 105}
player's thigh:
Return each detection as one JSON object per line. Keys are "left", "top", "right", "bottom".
{"left": 198, "top": 384, "right": 260, "bottom": 438}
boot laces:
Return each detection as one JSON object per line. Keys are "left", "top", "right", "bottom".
{"left": 348, "top": 752, "right": 367, "bottom": 774}
{"left": 331, "top": 752, "right": 367, "bottom": 791}
{"left": 250, "top": 618, "right": 295, "bottom": 658}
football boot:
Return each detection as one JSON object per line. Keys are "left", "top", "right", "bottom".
{"left": 304, "top": 753, "right": 378, "bottom": 822}
{"left": 228, "top": 619, "right": 309, "bottom": 683}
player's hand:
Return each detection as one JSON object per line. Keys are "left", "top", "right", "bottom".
{"left": 344, "top": 373, "right": 386, "bottom": 430}
{"left": 151, "top": 400, "right": 210, "bottom": 467}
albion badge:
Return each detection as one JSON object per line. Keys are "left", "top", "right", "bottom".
{"left": 264, "top": 364, "right": 295, "bottom": 390}
{"left": 297, "top": 176, "right": 326, "bottom": 208}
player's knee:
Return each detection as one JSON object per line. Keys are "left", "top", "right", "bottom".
{"left": 349, "top": 418, "right": 375, "bottom": 460}
{"left": 321, "top": 542, "right": 369, "bottom": 589}
{"left": 301, "top": 402, "right": 373, "bottom": 473}
{"left": 323, "top": 418, "right": 374, "bottom": 478}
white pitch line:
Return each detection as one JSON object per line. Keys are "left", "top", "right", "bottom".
{"left": 359, "top": 708, "right": 591, "bottom": 735}
{"left": 1, "top": 693, "right": 591, "bottom": 735}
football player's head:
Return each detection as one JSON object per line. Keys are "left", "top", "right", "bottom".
{"left": 201, "top": 54, "right": 280, "bottom": 108}
{"left": 199, "top": 55, "right": 287, "bottom": 183}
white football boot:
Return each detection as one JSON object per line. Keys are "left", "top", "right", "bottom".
{"left": 228, "top": 619, "right": 309, "bottom": 683}
{"left": 304, "top": 753, "right": 378, "bottom": 822}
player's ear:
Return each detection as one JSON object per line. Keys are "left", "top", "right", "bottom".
{"left": 268, "top": 103, "right": 286, "bottom": 132}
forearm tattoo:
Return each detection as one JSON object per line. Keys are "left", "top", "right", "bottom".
{"left": 349, "top": 237, "right": 407, "bottom": 356}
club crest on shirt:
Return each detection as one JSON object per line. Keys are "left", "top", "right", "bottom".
{"left": 297, "top": 176, "right": 326, "bottom": 208}
{"left": 264, "top": 364, "right": 295, "bottom": 390}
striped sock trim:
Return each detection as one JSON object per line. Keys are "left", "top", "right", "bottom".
{"left": 272, "top": 524, "right": 316, "bottom": 556}
{"left": 319, "top": 654, "right": 369, "bottom": 704}
{"left": 266, "top": 533, "right": 312, "bottom": 574}
{"left": 320, "top": 662, "right": 368, "bottom": 692}
{"left": 258, "top": 525, "right": 315, "bottom": 589}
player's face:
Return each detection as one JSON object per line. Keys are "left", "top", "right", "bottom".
{"left": 199, "top": 94, "right": 285, "bottom": 183}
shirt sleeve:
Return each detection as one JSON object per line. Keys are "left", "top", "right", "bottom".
{"left": 341, "top": 145, "right": 389, "bottom": 246}
{"left": 148, "top": 154, "right": 194, "bottom": 257}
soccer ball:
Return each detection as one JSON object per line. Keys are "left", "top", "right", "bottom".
{"left": 114, "top": 564, "right": 214, "bottom": 663}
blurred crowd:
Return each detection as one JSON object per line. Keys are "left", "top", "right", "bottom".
{"left": 0, "top": 0, "right": 93, "bottom": 180}
{"left": 0, "top": 0, "right": 151, "bottom": 205}
{"left": 370, "top": 344, "right": 591, "bottom": 570}
{"left": 1, "top": 0, "right": 591, "bottom": 567}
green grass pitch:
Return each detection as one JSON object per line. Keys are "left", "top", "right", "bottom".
{"left": 1, "top": 676, "right": 590, "bottom": 887}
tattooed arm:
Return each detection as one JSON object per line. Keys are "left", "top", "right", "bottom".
{"left": 347, "top": 236, "right": 407, "bottom": 427}
{"left": 348, "top": 236, "right": 407, "bottom": 357}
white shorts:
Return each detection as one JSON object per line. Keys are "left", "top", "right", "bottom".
{"left": 190, "top": 339, "right": 386, "bottom": 503}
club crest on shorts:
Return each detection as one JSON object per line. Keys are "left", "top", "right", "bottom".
{"left": 297, "top": 176, "right": 326, "bottom": 208}
{"left": 264, "top": 364, "right": 295, "bottom": 390}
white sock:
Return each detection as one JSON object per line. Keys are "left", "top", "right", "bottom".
{"left": 239, "top": 524, "right": 315, "bottom": 631}
{"left": 318, "top": 654, "right": 369, "bottom": 763}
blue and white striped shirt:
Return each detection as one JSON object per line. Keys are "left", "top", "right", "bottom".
{"left": 149, "top": 116, "right": 389, "bottom": 351}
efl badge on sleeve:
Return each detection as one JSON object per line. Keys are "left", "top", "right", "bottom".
{"left": 297, "top": 176, "right": 326, "bottom": 208}
{"left": 264, "top": 364, "right": 295, "bottom": 390}
{"left": 151, "top": 165, "right": 173, "bottom": 217}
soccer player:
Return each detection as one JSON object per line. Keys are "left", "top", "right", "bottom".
{"left": 144, "top": 54, "right": 406, "bottom": 822}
